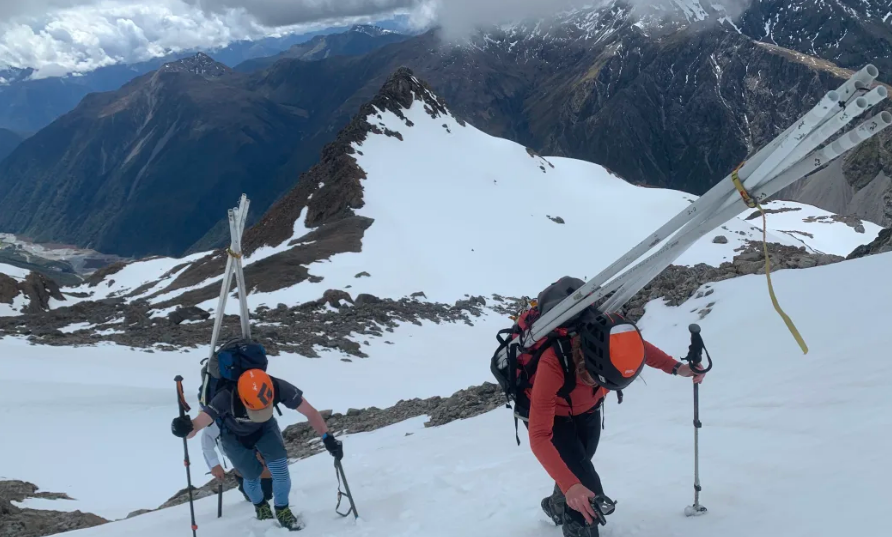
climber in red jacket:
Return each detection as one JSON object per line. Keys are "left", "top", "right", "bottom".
{"left": 531, "top": 333, "right": 705, "bottom": 537}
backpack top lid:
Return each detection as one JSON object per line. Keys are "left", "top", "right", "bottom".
{"left": 208, "top": 337, "right": 268, "bottom": 382}
{"left": 539, "top": 276, "right": 647, "bottom": 391}
{"left": 537, "top": 276, "right": 586, "bottom": 317}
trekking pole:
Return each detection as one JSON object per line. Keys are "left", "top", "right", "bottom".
{"left": 681, "top": 324, "right": 712, "bottom": 517}
{"left": 174, "top": 375, "right": 199, "bottom": 536}
{"left": 217, "top": 483, "right": 222, "bottom": 518}
{"left": 334, "top": 460, "right": 359, "bottom": 519}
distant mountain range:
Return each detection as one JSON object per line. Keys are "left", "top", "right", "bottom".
{"left": 0, "top": 19, "right": 413, "bottom": 133}
{"left": 0, "top": 128, "right": 22, "bottom": 162}
{"left": 0, "top": 1, "right": 889, "bottom": 259}
{"left": 235, "top": 25, "right": 411, "bottom": 72}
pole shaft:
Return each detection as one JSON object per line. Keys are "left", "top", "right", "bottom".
{"left": 175, "top": 377, "right": 198, "bottom": 536}
{"left": 693, "top": 383, "right": 701, "bottom": 508}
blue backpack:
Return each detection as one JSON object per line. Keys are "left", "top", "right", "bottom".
{"left": 199, "top": 338, "right": 269, "bottom": 409}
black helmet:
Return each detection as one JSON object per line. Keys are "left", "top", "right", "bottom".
{"left": 537, "top": 276, "right": 647, "bottom": 391}
{"left": 575, "top": 308, "right": 646, "bottom": 391}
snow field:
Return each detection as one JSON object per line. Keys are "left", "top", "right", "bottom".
{"left": 61, "top": 251, "right": 892, "bottom": 537}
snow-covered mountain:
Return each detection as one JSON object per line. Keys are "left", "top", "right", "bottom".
{"left": 0, "top": 69, "right": 887, "bottom": 536}
{"left": 55, "top": 69, "right": 875, "bottom": 317}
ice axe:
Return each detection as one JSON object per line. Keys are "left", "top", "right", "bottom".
{"left": 334, "top": 459, "right": 359, "bottom": 519}
{"left": 681, "top": 324, "right": 713, "bottom": 517}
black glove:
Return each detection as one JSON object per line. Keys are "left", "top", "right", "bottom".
{"left": 171, "top": 416, "right": 194, "bottom": 438}
{"left": 322, "top": 433, "right": 343, "bottom": 461}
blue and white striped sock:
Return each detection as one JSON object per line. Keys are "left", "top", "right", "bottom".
{"left": 265, "top": 458, "right": 291, "bottom": 509}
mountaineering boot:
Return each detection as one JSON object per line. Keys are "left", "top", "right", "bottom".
{"left": 541, "top": 484, "right": 565, "bottom": 525}
{"left": 560, "top": 509, "right": 599, "bottom": 537}
{"left": 254, "top": 501, "right": 274, "bottom": 521}
{"left": 275, "top": 505, "right": 306, "bottom": 531}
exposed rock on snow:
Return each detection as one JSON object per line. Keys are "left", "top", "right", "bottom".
{"left": 167, "top": 306, "right": 210, "bottom": 325}
{"left": 621, "top": 243, "right": 843, "bottom": 321}
{"left": 848, "top": 228, "right": 892, "bottom": 259}
{"left": 0, "top": 271, "right": 65, "bottom": 314}
{"left": 713, "top": 235, "right": 729, "bottom": 244}
{"left": 0, "top": 480, "right": 107, "bottom": 537}
{"left": 0, "top": 294, "right": 485, "bottom": 358}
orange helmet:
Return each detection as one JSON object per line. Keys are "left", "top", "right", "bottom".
{"left": 238, "top": 369, "right": 275, "bottom": 423}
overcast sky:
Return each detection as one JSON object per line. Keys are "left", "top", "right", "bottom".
{"left": 0, "top": 1, "right": 747, "bottom": 78}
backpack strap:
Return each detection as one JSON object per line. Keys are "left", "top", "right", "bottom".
{"left": 552, "top": 337, "right": 576, "bottom": 414}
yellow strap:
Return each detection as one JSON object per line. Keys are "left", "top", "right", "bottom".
{"left": 754, "top": 190, "right": 810, "bottom": 355}
{"left": 731, "top": 162, "right": 757, "bottom": 209}
{"left": 226, "top": 247, "right": 242, "bottom": 259}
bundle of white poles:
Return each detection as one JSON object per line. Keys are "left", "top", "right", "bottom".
{"left": 208, "top": 193, "right": 252, "bottom": 359}
{"left": 498, "top": 63, "right": 891, "bottom": 366}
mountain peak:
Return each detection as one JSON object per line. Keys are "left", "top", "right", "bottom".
{"left": 350, "top": 24, "right": 395, "bottom": 37}
{"left": 159, "top": 52, "right": 231, "bottom": 79}
{"left": 243, "top": 67, "right": 455, "bottom": 255}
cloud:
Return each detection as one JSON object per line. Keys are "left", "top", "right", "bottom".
{"left": 0, "top": 0, "right": 753, "bottom": 78}
{"left": 0, "top": 0, "right": 340, "bottom": 77}
{"left": 185, "top": 0, "right": 419, "bottom": 27}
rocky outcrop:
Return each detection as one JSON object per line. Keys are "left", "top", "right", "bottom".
{"left": 19, "top": 273, "right": 65, "bottom": 314}
{"left": 168, "top": 306, "right": 210, "bottom": 325}
{"left": 621, "top": 243, "right": 843, "bottom": 320}
{"left": 0, "top": 290, "right": 485, "bottom": 358}
{"left": 0, "top": 480, "right": 107, "bottom": 537}
{"left": 0, "top": 273, "right": 18, "bottom": 304}
{"left": 847, "top": 228, "right": 892, "bottom": 259}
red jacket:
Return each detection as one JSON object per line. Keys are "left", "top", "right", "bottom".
{"left": 528, "top": 340, "right": 679, "bottom": 494}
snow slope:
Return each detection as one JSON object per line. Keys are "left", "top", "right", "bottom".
{"left": 0, "top": 313, "right": 507, "bottom": 520}
{"left": 59, "top": 251, "right": 892, "bottom": 537}
{"left": 191, "top": 101, "right": 807, "bottom": 313}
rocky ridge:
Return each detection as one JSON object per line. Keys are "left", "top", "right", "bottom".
{"left": 0, "top": 480, "right": 107, "bottom": 537}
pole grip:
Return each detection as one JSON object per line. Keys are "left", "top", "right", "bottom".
{"left": 175, "top": 375, "right": 191, "bottom": 418}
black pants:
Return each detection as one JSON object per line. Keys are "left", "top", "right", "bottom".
{"left": 551, "top": 408, "right": 604, "bottom": 525}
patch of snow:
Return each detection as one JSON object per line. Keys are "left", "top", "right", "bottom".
{"left": 884, "top": 11, "right": 891, "bottom": 23}
{"left": 0, "top": 292, "right": 27, "bottom": 317}
{"left": 12, "top": 497, "right": 83, "bottom": 512}
{"left": 95, "top": 328, "right": 126, "bottom": 335}
{"left": 719, "top": 15, "right": 741, "bottom": 33}
{"left": 0, "top": 262, "right": 30, "bottom": 280}
{"left": 66, "top": 251, "right": 212, "bottom": 303}
{"left": 58, "top": 322, "right": 95, "bottom": 334}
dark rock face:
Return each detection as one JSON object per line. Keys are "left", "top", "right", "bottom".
{"left": 168, "top": 306, "right": 210, "bottom": 325}
{"left": 0, "top": 480, "right": 108, "bottom": 537}
{"left": 848, "top": 227, "right": 892, "bottom": 259}
{"left": 19, "top": 273, "right": 65, "bottom": 314}
{"left": 0, "top": 274, "right": 18, "bottom": 304}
